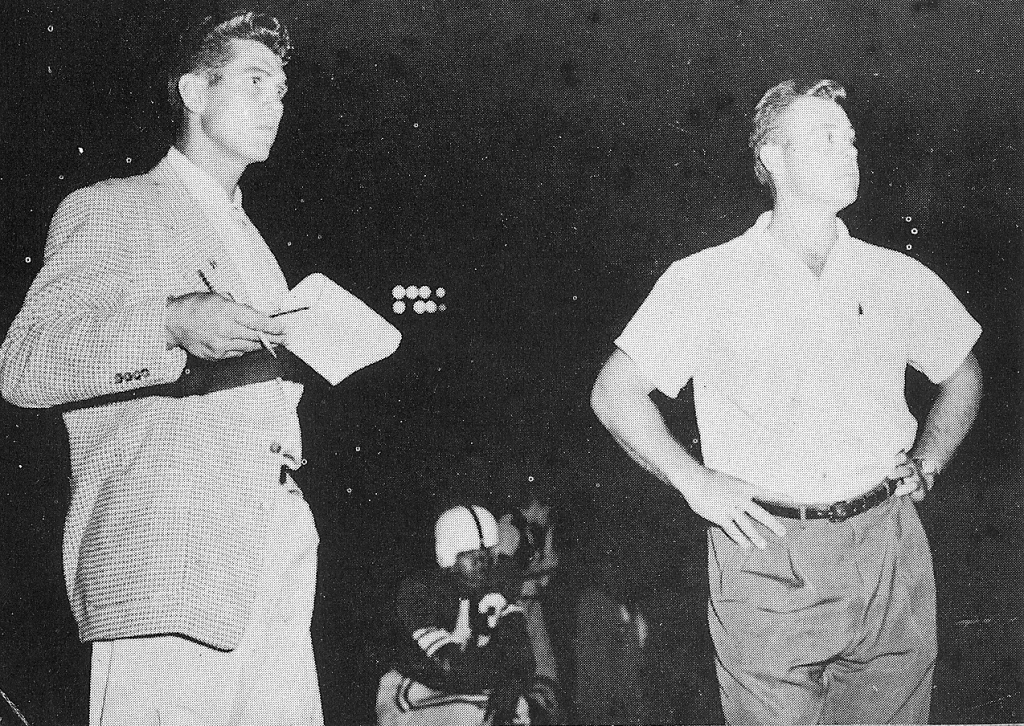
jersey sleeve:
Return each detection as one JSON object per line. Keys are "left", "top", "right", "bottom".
{"left": 394, "top": 571, "right": 532, "bottom": 694}
{"left": 614, "top": 257, "right": 708, "bottom": 398}
{"left": 396, "top": 573, "right": 464, "bottom": 659}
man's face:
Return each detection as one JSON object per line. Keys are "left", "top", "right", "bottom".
{"left": 194, "top": 39, "right": 288, "bottom": 166}
{"left": 452, "top": 547, "right": 494, "bottom": 593}
{"left": 772, "top": 96, "right": 859, "bottom": 212}
{"left": 522, "top": 500, "right": 551, "bottom": 529}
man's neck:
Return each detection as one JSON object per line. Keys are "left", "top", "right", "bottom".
{"left": 765, "top": 200, "right": 842, "bottom": 277}
{"left": 174, "top": 138, "right": 245, "bottom": 197}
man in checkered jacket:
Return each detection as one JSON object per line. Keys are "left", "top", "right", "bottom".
{"left": 0, "top": 10, "right": 324, "bottom": 725}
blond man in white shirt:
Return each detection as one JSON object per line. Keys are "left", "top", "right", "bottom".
{"left": 1, "top": 10, "right": 323, "bottom": 725}
{"left": 591, "top": 79, "right": 983, "bottom": 725}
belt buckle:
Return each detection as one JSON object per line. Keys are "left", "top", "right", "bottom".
{"left": 826, "top": 500, "right": 853, "bottom": 523}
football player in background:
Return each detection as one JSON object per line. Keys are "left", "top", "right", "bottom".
{"left": 377, "top": 504, "right": 562, "bottom": 725}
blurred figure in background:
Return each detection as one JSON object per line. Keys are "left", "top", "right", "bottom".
{"left": 378, "top": 504, "right": 562, "bottom": 726}
{"left": 493, "top": 469, "right": 564, "bottom": 721}
{"left": 572, "top": 489, "right": 721, "bottom": 725}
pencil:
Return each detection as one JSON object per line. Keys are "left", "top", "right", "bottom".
{"left": 197, "top": 269, "right": 277, "bottom": 358}
{"left": 269, "top": 306, "right": 311, "bottom": 318}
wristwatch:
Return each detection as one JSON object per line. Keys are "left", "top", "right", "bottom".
{"left": 912, "top": 457, "right": 942, "bottom": 479}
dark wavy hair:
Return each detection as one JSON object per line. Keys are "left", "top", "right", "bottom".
{"left": 166, "top": 10, "right": 291, "bottom": 137}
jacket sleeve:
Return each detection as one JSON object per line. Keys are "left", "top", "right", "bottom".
{"left": 0, "top": 183, "right": 186, "bottom": 408}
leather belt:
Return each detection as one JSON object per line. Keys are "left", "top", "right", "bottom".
{"left": 754, "top": 478, "right": 899, "bottom": 523}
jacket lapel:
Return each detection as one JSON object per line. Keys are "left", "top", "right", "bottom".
{"left": 144, "top": 155, "right": 250, "bottom": 302}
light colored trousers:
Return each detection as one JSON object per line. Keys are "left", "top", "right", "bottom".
{"left": 89, "top": 484, "right": 322, "bottom": 726}
{"left": 376, "top": 669, "right": 529, "bottom": 726}
{"left": 709, "top": 494, "right": 936, "bottom": 725}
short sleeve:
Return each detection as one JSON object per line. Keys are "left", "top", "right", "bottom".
{"left": 614, "top": 257, "right": 707, "bottom": 398}
{"left": 905, "top": 259, "right": 982, "bottom": 383}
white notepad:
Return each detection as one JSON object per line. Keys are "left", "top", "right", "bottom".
{"left": 280, "top": 273, "right": 402, "bottom": 385}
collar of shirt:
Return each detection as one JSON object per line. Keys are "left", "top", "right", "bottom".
{"left": 744, "top": 210, "right": 855, "bottom": 285}
{"left": 166, "top": 146, "right": 243, "bottom": 213}
{"left": 165, "top": 147, "right": 289, "bottom": 314}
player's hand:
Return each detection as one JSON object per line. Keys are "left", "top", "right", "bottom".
{"left": 680, "top": 468, "right": 786, "bottom": 549}
{"left": 890, "top": 451, "right": 936, "bottom": 503}
{"left": 485, "top": 678, "right": 524, "bottom": 725}
{"left": 166, "top": 292, "right": 286, "bottom": 360}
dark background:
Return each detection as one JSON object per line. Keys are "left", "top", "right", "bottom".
{"left": 1, "top": 0, "right": 1021, "bottom": 723}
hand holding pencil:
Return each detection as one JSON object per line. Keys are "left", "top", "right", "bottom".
{"left": 165, "top": 285, "right": 287, "bottom": 361}
{"left": 195, "top": 269, "right": 281, "bottom": 358}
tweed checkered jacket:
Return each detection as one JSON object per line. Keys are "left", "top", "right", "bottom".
{"left": 0, "top": 154, "right": 302, "bottom": 650}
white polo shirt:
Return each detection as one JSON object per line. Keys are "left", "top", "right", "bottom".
{"left": 615, "top": 212, "right": 981, "bottom": 504}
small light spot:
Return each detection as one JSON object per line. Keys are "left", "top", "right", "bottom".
{"left": 316, "top": 234, "right": 322, "bottom": 240}
{"left": 47, "top": 65, "right": 52, "bottom": 74}
{"left": 77, "top": 147, "right": 84, "bottom": 154}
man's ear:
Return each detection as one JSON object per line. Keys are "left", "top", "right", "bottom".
{"left": 759, "top": 143, "right": 785, "bottom": 189}
{"left": 178, "top": 72, "right": 208, "bottom": 117}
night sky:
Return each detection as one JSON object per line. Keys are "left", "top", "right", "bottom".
{"left": 1, "top": 1, "right": 1021, "bottom": 723}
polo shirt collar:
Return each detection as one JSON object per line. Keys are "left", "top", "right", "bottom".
{"left": 747, "top": 210, "right": 854, "bottom": 276}
{"left": 167, "top": 146, "right": 243, "bottom": 211}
